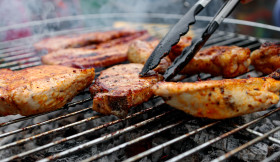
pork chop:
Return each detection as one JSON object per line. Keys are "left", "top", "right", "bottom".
{"left": 89, "top": 63, "right": 162, "bottom": 118}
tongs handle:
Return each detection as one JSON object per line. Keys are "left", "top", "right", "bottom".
{"left": 163, "top": 0, "right": 240, "bottom": 81}
{"left": 140, "top": 0, "right": 212, "bottom": 76}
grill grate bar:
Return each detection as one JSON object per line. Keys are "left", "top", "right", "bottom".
{"left": 166, "top": 107, "right": 280, "bottom": 162}
{"left": 0, "top": 57, "right": 40, "bottom": 69}
{"left": 38, "top": 110, "right": 174, "bottom": 162}
{"left": 0, "top": 113, "right": 102, "bottom": 151}
{"left": 9, "top": 61, "right": 42, "bottom": 70}
{"left": 1, "top": 99, "right": 165, "bottom": 161}
{"left": 204, "top": 33, "right": 235, "bottom": 46}
{"left": 210, "top": 36, "right": 246, "bottom": 46}
{"left": 0, "top": 107, "right": 92, "bottom": 139}
{"left": 0, "top": 97, "right": 92, "bottom": 127}
{"left": 1, "top": 52, "right": 36, "bottom": 62}
{"left": 0, "top": 48, "right": 34, "bottom": 58}
{"left": 212, "top": 126, "right": 280, "bottom": 162}
{"left": 124, "top": 121, "right": 220, "bottom": 162}
{"left": 82, "top": 120, "right": 185, "bottom": 162}
{"left": 246, "top": 42, "right": 262, "bottom": 50}
{"left": 262, "top": 151, "right": 280, "bottom": 162}
{"left": 244, "top": 126, "right": 280, "bottom": 145}
{"left": 234, "top": 39, "right": 259, "bottom": 47}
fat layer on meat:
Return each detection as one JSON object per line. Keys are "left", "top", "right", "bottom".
{"left": 153, "top": 77, "right": 280, "bottom": 119}
{"left": 0, "top": 65, "right": 95, "bottom": 116}
{"left": 251, "top": 42, "right": 280, "bottom": 74}
{"left": 90, "top": 63, "right": 162, "bottom": 118}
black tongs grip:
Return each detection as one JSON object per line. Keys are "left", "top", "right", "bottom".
{"left": 140, "top": 0, "right": 212, "bottom": 76}
{"left": 140, "top": 0, "right": 240, "bottom": 81}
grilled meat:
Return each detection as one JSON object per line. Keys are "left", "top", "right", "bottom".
{"left": 42, "top": 31, "right": 150, "bottom": 69}
{"left": 251, "top": 42, "right": 280, "bottom": 74}
{"left": 0, "top": 65, "right": 95, "bottom": 116}
{"left": 153, "top": 77, "right": 280, "bottom": 119}
{"left": 127, "top": 38, "right": 250, "bottom": 78}
{"left": 180, "top": 46, "right": 251, "bottom": 78}
{"left": 41, "top": 45, "right": 128, "bottom": 69}
{"left": 84, "top": 30, "right": 149, "bottom": 49}
{"left": 127, "top": 40, "right": 172, "bottom": 74}
{"left": 169, "top": 36, "right": 192, "bottom": 61}
{"left": 34, "top": 29, "right": 139, "bottom": 52}
{"left": 90, "top": 63, "right": 162, "bottom": 118}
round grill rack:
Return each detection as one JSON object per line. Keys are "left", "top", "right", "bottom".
{"left": 0, "top": 13, "right": 280, "bottom": 162}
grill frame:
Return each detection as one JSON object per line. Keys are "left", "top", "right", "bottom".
{"left": 0, "top": 13, "right": 280, "bottom": 162}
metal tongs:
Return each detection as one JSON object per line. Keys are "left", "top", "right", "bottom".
{"left": 140, "top": 0, "right": 240, "bottom": 81}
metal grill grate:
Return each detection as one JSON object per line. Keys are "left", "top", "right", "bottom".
{"left": 0, "top": 22, "right": 280, "bottom": 162}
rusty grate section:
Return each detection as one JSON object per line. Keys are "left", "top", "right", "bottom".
{"left": 0, "top": 23, "right": 280, "bottom": 162}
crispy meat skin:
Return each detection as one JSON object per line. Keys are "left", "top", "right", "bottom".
{"left": 153, "top": 77, "right": 280, "bottom": 119}
{"left": 42, "top": 31, "right": 150, "bottom": 68}
{"left": 89, "top": 63, "right": 162, "bottom": 118}
{"left": 34, "top": 29, "right": 138, "bottom": 52}
{"left": 251, "top": 42, "right": 280, "bottom": 74}
{"left": 181, "top": 46, "right": 251, "bottom": 78}
{"left": 0, "top": 65, "right": 95, "bottom": 116}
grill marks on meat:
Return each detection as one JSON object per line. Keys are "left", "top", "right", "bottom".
{"left": 251, "top": 42, "right": 280, "bottom": 74}
{"left": 89, "top": 63, "right": 162, "bottom": 118}
{"left": 42, "top": 45, "right": 129, "bottom": 68}
{"left": 153, "top": 77, "right": 280, "bottom": 119}
{"left": 34, "top": 29, "right": 139, "bottom": 52}
{"left": 180, "top": 46, "right": 251, "bottom": 78}
{"left": 0, "top": 65, "right": 95, "bottom": 116}
{"left": 84, "top": 30, "right": 149, "bottom": 49}
{"left": 41, "top": 30, "right": 151, "bottom": 68}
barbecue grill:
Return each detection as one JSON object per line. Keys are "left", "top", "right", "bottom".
{"left": 1, "top": 13, "right": 280, "bottom": 162}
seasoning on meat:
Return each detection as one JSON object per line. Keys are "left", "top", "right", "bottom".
{"left": 251, "top": 42, "right": 280, "bottom": 74}
{"left": 180, "top": 46, "right": 251, "bottom": 78}
{"left": 153, "top": 77, "right": 280, "bottom": 119}
{"left": 89, "top": 63, "right": 163, "bottom": 118}
{"left": 0, "top": 65, "right": 95, "bottom": 116}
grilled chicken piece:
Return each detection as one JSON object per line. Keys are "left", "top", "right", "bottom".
{"left": 90, "top": 63, "right": 162, "bottom": 118}
{"left": 127, "top": 36, "right": 192, "bottom": 73}
{"left": 251, "top": 42, "right": 280, "bottom": 74}
{"left": 169, "top": 36, "right": 192, "bottom": 61}
{"left": 127, "top": 40, "right": 172, "bottom": 74}
{"left": 153, "top": 77, "right": 280, "bottom": 119}
{"left": 0, "top": 65, "right": 95, "bottom": 116}
{"left": 180, "top": 46, "right": 251, "bottom": 78}
{"left": 34, "top": 29, "right": 138, "bottom": 52}
{"left": 42, "top": 31, "right": 151, "bottom": 69}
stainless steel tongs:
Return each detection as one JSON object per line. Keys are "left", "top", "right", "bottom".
{"left": 140, "top": 0, "right": 240, "bottom": 81}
